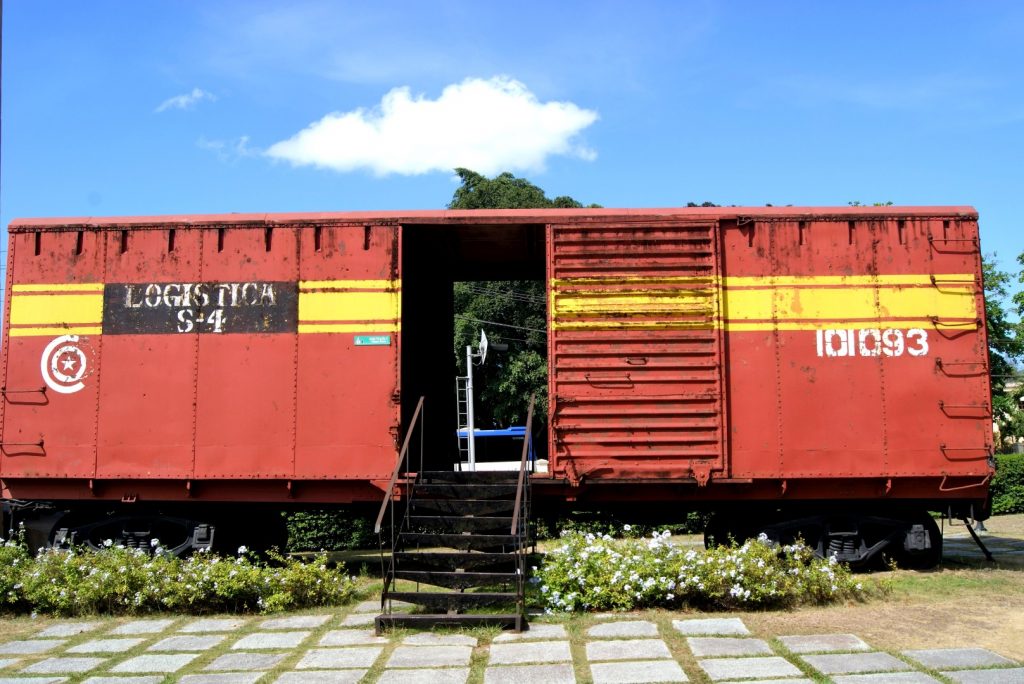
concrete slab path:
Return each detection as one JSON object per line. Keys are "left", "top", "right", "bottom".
{"left": 2, "top": 604, "right": 1022, "bottom": 683}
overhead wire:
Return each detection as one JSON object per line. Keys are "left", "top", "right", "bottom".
{"left": 454, "top": 315, "right": 547, "bottom": 335}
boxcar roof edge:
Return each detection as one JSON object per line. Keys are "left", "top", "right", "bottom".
{"left": 7, "top": 205, "right": 978, "bottom": 232}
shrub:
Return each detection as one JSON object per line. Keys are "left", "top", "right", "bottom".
{"left": 992, "top": 453, "right": 1024, "bottom": 515}
{"left": 285, "top": 510, "right": 375, "bottom": 552}
{"left": 0, "top": 536, "right": 357, "bottom": 616}
{"left": 535, "top": 511, "right": 708, "bottom": 541}
{"left": 534, "top": 528, "right": 868, "bottom": 612}
{"left": 0, "top": 537, "right": 31, "bottom": 611}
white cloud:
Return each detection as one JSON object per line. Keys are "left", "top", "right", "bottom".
{"left": 265, "top": 77, "right": 598, "bottom": 176}
{"left": 156, "top": 88, "right": 216, "bottom": 113}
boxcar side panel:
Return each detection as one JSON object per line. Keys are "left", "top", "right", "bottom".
{"left": 2, "top": 230, "right": 106, "bottom": 478}
{"left": 1, "top": 218, "right": 401, "bottom": 500}
{"left": 193, "top": 226, "right": 299, "bottom": 479}
{"left": 294, "top": 223, "right": 400, "bottom": 481}
{"left": 97, "top": 227, "right": 201, "bottom": 478}
{"left": 722, "top": 215, "right": 989, "bottom": 482}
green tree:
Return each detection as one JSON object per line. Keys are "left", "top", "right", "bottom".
{"left": 448, "top": 168, "right": 598, "bottom": 211}
{"left": 985, "top": 255, "right": 1024, "bottom": 451}
{"left": 448, "top": 169, "right": 597, "bottom": 429}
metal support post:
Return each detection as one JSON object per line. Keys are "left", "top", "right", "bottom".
{"left": 465, "top": 345, "right": 476, "bottom": 471}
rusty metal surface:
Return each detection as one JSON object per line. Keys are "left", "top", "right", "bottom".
{"left": 547, "top": 211, "right": 992, "bottom": 501}
{"left": 0, "top": 206, "right": 992, "bottom": 508}
{"left": 1, "top": 221, "right": 401, "bottom": 502}
{"left": 547, "top": 222, "right": 729, "bottom": 484}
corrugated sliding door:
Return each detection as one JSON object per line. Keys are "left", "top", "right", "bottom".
{"left": 547, "top": 222, "right": 728, "bottom": 484}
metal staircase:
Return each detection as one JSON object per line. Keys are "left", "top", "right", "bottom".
{"left": 374, "top": 397, "right": 534, "bottom": 633}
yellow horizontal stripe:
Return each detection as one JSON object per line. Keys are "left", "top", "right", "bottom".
{"left": 553, "top": 320, "right": 715, "bottom": 331}
{"left": 552, "top": 274, "right": 976, "bottom": 288}
{"left": 8, "top": 326, "right": 103, "bottom": 337}
{"left": 10, "top": 293, "right": 103, "bottom": 326}
{"left": 553, "top": 276, "right": 714, "bottom": 287}
{"left": 298, "top": 290, "right": 399, "bottom": 322}
{"left": 299, "top": 279, "right": 400, "bottom": 290}
{"left": 724, "top": 274, "right": 974, "bottom": 288}
{"left": 556, "top": 291, "right": 716, "bottom": 317}
{"left": 552, "top": 319, "right": 978, "bottom": 332}
{"left": 722, "top": 286, "right": 975, "bottom": 321}
{"left": 551, "top": 273, "right": 978, "bottom": 330}
{"left": 298, "top": 322, "right": 401, "bottom": 334}
{"left": 12, "top": 282, "right": 104, "bottom": 293}
{"left": 723, "top": 319, "right": 976, "bottom": 332}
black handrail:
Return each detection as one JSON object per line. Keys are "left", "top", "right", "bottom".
{"left": 510, "top": 394, "right": 536, "bottom": 632}
{"left": 510, "top": 394, "right": 536, "bottom": 535}
{"left": 376, "top": 396, "right": 426, "bottom": 619}
{"left": 374, "top": 396, "right": 425, "bottom": 534}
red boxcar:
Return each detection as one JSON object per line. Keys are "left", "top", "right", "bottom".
{"left": 0, "top": 207, "right": 992, "bottom": 564}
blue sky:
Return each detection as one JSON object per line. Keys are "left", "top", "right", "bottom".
{"left": 3, "top": 1, "right": 1023, "bottom": 281}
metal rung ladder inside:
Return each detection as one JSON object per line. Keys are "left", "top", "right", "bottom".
{"left": 455, "top": 375, "right": 470, "bottom": 468}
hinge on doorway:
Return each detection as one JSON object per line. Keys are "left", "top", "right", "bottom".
{"left": 691, "top": 461, "right": 714, "bottom": 487}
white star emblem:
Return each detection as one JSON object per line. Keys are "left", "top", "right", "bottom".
{"left": 61, "top": 356, "right": 77, "bottom": 371}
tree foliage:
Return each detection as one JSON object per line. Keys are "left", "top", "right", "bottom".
{"left": 448, "top": 168, "right": 597, "bottom": 211}
{"left": 448, "top": 170, "right": 597, "bottom": 430}
{"left": 984, "top": 255, "right": 1024, "bottom": 450}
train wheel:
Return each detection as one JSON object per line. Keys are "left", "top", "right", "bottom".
{"left": 47, "top": 512, "right": 206, "bottom": 556}
{"left": 888, "top": 513, "right": 942, "bottom": 570}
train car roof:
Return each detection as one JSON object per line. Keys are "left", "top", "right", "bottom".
{"left": 9, "top": 205, "right": 978, "bottom": 231}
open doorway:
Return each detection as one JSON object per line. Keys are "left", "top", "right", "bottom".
{"left": 453, "top": 280, "right": 549, "bottom": 470}
{"left": 400, "top": 221, "right": 547, "bottom": 471}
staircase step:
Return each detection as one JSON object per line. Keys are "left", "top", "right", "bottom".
{"left": 409, "top": 515, "right": 513, "bottom": 533}
{"left": 414, "top": 484, "right": 518, "bottom": 500}
{"left": 394, "top": 569, "right": 519, "bottom": 589}
{"left": 418, "top": 470, "right": 521, "bottom": 484}
{"left": 410, "top": 499, "right": 515, "bottom": 516}
{"left": 384, "top": 591, "right": 519, "bottom": 610}
{"left": 393, "top": 551, "right": 518, "bottom": 571}
{"left": 375, "top": 613, "right": 525, "bottom": 633}
{"left": 399, "top": 532, "right": 523, "bottom": 551}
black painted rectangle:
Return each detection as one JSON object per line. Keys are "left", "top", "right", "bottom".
{"left": 103, "top": 281, "right": 298, "bottom": 334}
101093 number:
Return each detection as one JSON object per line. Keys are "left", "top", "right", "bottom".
{"left": 815, "top": 328, "right": 928, "bottom": 358}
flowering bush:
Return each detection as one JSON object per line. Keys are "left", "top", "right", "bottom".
{"left": 0, "top": 536, "right": 356, "bottom": 616}
{"left": 534, "top": 529, "right": 868, "bottom": 612}
{"left": 0, "top": 536, "right": 32, "bottom": 611}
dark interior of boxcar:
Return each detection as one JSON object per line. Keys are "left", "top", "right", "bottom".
{"left": 400, "top": 222, "right": 546, "bottom": 470}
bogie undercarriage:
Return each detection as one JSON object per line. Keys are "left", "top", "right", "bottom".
{"left": 704, "top": 507, "right": 946, "bottom": 569}
{"left": 7, "top": 502, "right": 288, "bottom": 557}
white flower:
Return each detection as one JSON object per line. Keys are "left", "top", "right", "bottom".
{"left": 150, "top": 538, "right": 160, "bottom": 548}
{"left": 103, "top": 539, "right": 113, "bottom": 547}
{"left": 623, "top": 524, "right": 632, "bottom": 532}
{"left": 237, "top": 545, "right": 248, "bottom": 555}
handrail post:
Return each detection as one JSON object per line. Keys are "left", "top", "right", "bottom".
{"left": 375, "top": 396, "right": 425, "bottom": 534}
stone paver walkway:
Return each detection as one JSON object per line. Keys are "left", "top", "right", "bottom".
{"left": 1, "top": 609, "right": 1021, "bottom": 683}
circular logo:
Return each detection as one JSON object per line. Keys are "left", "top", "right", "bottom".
{"left": 40, "top": 335, "right": 91, "bottom": 394}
